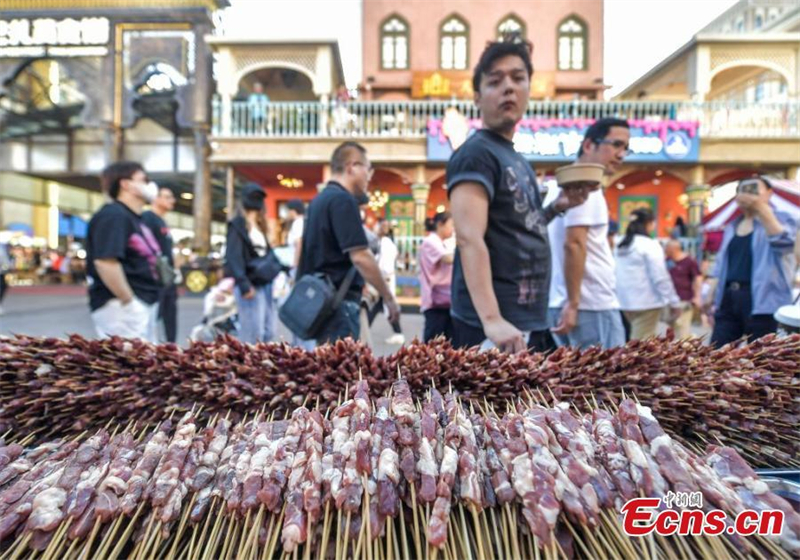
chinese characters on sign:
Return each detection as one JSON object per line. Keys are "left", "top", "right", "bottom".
{"left": 411, "top": 71, "right": 556, "bottom": 99}
{"left": 0, "top": 17, "right": 110, "bottom": 58}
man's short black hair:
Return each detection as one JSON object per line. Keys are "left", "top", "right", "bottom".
{"left": 578, "top": 118, "right": 630, "bottom": 156}
{"left": 101, "top": 161, "right": 145, "bottom": 200}
{"left": 330, "top": 141, "right": 367, "bottom": 174}
{"left": 472, "top": 34, "right": 534, "bottom": 94}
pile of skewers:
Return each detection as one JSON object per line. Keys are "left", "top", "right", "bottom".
{"left": 0, "top": 334, "right": 798, "bottom": 467}
{"left": 1, "top": 379, "right": 798, "bottom": 560}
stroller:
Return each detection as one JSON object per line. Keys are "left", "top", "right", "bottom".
{"left": 189, "top": 278, "right": 238, "bottom": 342}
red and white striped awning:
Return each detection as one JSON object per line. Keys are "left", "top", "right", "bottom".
{"left": 702, "top": 179, "right": 800, "bottom": 232}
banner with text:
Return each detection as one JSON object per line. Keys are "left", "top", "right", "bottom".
{"left": 426, "top": 115, "right": 700, "bottom": 163}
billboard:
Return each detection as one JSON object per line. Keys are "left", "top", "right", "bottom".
{"left": 427, "top": 114, "right": 700, "bottom": 163}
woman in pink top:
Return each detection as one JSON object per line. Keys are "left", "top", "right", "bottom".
{"left": 419, "top": 212, "right": 455, "bottom": 341}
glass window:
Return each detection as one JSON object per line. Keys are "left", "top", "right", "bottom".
{"left": 557, "top": 16, "right": 587, "bottom": 70}
{"left": 440, "top": 16, "right": 468, "bottom": 70}
{"left": 380, "top": 16, "right": 409, "bottom": 70}
{"left": 497, "top": 15, "right": 525, "bottom": 41}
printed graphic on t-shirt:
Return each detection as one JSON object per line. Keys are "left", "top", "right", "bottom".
{"left": 505, "top": 162, "right": 548, "bottom": 306}
{"left": 128, "top": 225, "right": 161, "bottom": 281}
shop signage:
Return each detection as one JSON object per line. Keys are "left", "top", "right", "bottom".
{"left": 0, "top": 17, "right": 110, "bottom": 57}
{"left": 426, "top": 114, "right": 700, "bottom": 163}
{"left": 412, "top": 71, "right": 555, "bottom": 99}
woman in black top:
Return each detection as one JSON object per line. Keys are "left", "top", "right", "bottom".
{"left": 224, "top": 183, "right": 277, "bottom": 343}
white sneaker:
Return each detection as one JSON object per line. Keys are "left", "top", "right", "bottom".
{"left": 385, "top": 333, "right": 405, "bottom": 345}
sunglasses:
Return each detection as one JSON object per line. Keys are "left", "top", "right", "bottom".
{"left": 595, "top": 139, "right": 631, "bottom": 155}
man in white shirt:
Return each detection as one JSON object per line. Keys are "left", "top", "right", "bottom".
{"left": 286, "top": 199, "right": 305, "bottom": 270}
{"left": 546, "top": 118, "right": 630, "bottom": 349}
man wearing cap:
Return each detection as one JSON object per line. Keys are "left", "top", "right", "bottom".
{"left": 225, "top": 183, "right": 278, "bottom": 343}
{"left": 297, "top": 142, "right": 399, "bottom": 344}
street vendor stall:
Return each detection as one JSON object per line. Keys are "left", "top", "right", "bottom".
{"left": 0, "top": 335, "right": 799, "bottom": 558}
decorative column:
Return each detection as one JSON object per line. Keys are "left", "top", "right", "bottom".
{"left": 410, "top": 182, "right": 431, "bottom": 236}
{"left": 225, "top": 165, "right": 235, "bottom": 218}
{"left": 685, "top": 183, "right": 710, "bottom": 237}
{"left": 192, "top": 126, "right": 212, "bottom": 254}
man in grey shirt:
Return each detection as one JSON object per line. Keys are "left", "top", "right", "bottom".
{"left": 447, "top": 37, "right": 593, "bottom": 353}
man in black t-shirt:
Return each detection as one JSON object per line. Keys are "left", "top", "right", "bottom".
{"left": 447, "top": 38, "right": 594, "bottom": 353}
{"left": 143, "top": 186, "right": 178, "bottom": 342}
{"left": 87, "top": 161, "right": 162, "bottom": 342}
{"left": 297, "top": 142, "right": 399, "bottom": 344}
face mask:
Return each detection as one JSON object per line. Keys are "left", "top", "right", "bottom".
{"left": 139, "top": 181, "right": 159, "bottom": 203}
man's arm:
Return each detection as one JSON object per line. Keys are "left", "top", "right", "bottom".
{"left": 293, "top": 237, "right": 302, "bottom": 269}
{"left": 450, "top": 182, "right": 525, "bottom": 352}
{"left": 552, "top": 225, "right": 588, "bottom": 335}
{"left": 348, "top": 248, "right": 399, "bottom": 322}
{"left": 93, "top": 259, "right": 135, "bottom": 304}
{"left": 691, "top": 271, "right": 704, "bottom": 308}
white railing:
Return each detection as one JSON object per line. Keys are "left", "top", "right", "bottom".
{"left": 213, "top": 99, "right": 800, "bottom": 139}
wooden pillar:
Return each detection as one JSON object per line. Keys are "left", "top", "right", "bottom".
{"left": 192, "top": 127, "right": 212, "bottom": 254}
{"left": 226, "top": 165, "right": 235, "bottom": 218}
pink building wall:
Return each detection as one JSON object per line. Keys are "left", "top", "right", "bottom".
{"left": 363, "top": 0, "right": 605, "bottom": 99}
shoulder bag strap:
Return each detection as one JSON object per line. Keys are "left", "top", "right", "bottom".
{"left": 331, "top": 266, "right": 358, "bottom": 310}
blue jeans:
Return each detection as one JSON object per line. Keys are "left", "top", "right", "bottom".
{"left": 315, "top": 300, "right": 360, "bottom": 344}
{"left": 235, "top": 283, "right": 276, "bottom": 344}
{"left": 548, "top": 308, "right": 626, "bottom": 350}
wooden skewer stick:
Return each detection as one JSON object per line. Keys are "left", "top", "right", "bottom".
{"left": 469, "top": 506, "right": 486, "bottom": 560}
{"left": 107, "top": 501, "right": 147, "bottom": 560}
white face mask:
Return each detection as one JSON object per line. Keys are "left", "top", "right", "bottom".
{"left": 139, "top": 181, "right": 159, "bottom": 203}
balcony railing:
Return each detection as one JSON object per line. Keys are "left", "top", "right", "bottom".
{"left": 212, "top": 98, "right": 800, "bottom": 140}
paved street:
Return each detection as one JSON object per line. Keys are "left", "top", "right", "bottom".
{"left": 0, "top": 285, "right": 712, "bottom": 355}
{"left": 0, "top": 285, "right": 424, "bottom": 357}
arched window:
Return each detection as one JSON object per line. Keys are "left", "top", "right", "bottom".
{"left": 557, "top": 16, "right": 587, "bottom": 71}
{"left": 381, "top": 16, "right": 409, "bottom": 70}
{"left": 440, "top": 15, "right": 468, "bottom": 70}
{"left": 497, "top": 15, "right": 525, "bottom": 41}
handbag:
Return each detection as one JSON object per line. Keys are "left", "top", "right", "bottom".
{"left": 246, "top": 250, "right": 285, "bottom": 286}
{"left": 155, "top": 255, "right": 177, "bottom": 286}
{"left": 279, "top": 267, "right": 357, "bottom": 340}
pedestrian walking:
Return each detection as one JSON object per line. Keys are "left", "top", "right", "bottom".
{"left": 295, "top": 142, "right": 399, "bottom": 344}
{"left": 546, "top": 118, "right": 629, "bottom": 350}
{"left": 664, "top": 240, "right": 703, "bottom": 338}
{"left": 142, "top": 186, "right": 178, "bottom": 342}
{"left": 709, "top": 176, "right": 797, "bottom": 346}
{"left": 224, "top": 183, "right": 278, "bottom": 344}
{"left": 377, "top": 219, "right": 405, "bottom": 344}
{"left": 615, "top": 208, "right": 681, "bottom": 340}
{"left": 447, "top": 37, "right": 591, "bottom": 353}
{"left": 86, "top": 161, "right": 162, "bottom": 342}
{"left": 419, "top": 212, "right": 455, "bottom": 342}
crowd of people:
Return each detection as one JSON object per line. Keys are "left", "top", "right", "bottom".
{"left": 75, "top": 36, "right": 797, "bottom": 352}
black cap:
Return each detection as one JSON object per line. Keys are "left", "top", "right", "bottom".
{"left": 286, "top": 199, "right": 305, "bottom": 214}
{"left": 242, "top": 183, "right": 266, "bottom": 211}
